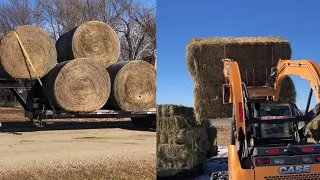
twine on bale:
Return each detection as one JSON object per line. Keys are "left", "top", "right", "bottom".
{"left": 13, "top": 31, "right": 42, "bottom": 86}
{"left": 14, "top": 31, "right": 57, "bottom": 112}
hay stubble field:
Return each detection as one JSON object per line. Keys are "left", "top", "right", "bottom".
{"left": 0, "top": 107, "right": 156, "bottom": 180}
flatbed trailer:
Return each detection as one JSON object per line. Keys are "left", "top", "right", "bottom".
{"left": 0, "top": 78, "right": 156, "bottom": 128}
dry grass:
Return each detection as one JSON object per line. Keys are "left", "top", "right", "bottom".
{"left": 0, "top": 107, "right": 28, "bottom": 121}
{"left": 0, "top": 159, "right": 156, "bottom": 180}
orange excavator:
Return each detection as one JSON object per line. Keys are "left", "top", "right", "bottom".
{"left": 215, "top": 59, "right": 320, "bottom": 180}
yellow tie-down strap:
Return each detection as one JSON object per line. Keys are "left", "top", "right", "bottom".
{"left": 13, "top": 31, "right": 43, "bottom": 86}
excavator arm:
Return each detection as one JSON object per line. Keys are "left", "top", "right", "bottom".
{"left": 272, "top": 59, "right": 320, "bottom": 103}
{"left": 222, "top": 59, "right": 246, "bottom": 135}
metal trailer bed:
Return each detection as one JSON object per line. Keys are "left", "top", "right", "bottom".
{"left": 0, "top": 78, "right": 156, "bottom": 128}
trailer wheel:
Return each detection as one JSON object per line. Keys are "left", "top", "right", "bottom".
{"left": 131, "top": 116, "right": 155, "bottom": 128}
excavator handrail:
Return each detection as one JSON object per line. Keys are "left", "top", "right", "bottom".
{"left": 273, "top": 60, "right": 320, "bottom": 103}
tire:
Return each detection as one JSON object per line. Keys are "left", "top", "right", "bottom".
{"left": 131, "top": 116, "right": 155, "bottom": 128}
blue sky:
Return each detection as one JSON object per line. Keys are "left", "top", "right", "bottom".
{"left": 156, "top": 0, "right": 320, "bottom": 110}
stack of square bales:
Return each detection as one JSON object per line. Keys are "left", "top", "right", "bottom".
{"left": 186, "top": 37, "right": 296, "bottom": 120}
{"left": 157, "top": 104, "right": 217, "bottom": 175}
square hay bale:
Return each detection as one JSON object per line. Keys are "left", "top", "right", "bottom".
{"left": 187, "top": 37, "right": 296, "bottom": 120}
{"left": 157, "top": 120, "right": 216, "bottom": 151}
{"left": 156, "top": 105, "right": 218, "bottom": 173}
{"left": 186, "top": 37, "right": 291, "bottom": 85}
{"left": 194, "top": 82, "right": 233, "bottom": 120}
{"left": 157, "top": 104, "right": 194, "bottom": 119}
{"left": 157, "top": 144, "right": 206, "bottom": 170}
{"left": 173, "top": 128, "right": 209, "bottom": 150}
{"left": 156, "top": 115, "right": 196, "bottom": 131}
{"left": 193, "top": 77, "right": 296, "bottom": 120}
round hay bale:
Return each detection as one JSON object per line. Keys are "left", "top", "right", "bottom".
{"left": 56, "top": 21, "right": 120, "bottom": 68}
{"left": 0, "top": 25, "right": 57, "bottom": 79}
{"left": 42, "top": 58, "right": 110, "bottom": 112}
{"left": 105, "top": 60, "right": 156, "bottom": 111}
{"left": 0, "top": 46, "right": 11, "bottom": 78}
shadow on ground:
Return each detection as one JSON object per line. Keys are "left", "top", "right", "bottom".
{"left": 0, "top": 121, "right": 156, "bottom": 135}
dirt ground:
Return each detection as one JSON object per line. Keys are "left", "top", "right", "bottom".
{"left": 0, "top": 107, "right": 28, "bottom": 122}
{"left": 0, "top": 107, "right": 156, "bottom": 179}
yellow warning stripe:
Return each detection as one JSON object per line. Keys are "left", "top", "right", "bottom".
{"left": 13, "top": 31, "right": 43, "bottom": 86}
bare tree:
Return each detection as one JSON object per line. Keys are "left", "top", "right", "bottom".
{"left": 37, "top": 0, "right": 126, "bottom": 40}
{"left": 0, "top": 0, "right": 43, "bottom": 105}
{"left": 116, "top": 0, "right": 155, "bottom": 60}
{"left": 0, "top": 0, "right": 42, "bottom": 37}
{"left": 0, "top": 0, "right": 156, "bottom": 59}
{"left": 37, "top": 0, "right": 155, "bottom": 60}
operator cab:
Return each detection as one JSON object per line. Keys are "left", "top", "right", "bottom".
{"left": 244, "top": 101, "right": 320, "bottom": 168}
{"left": 248, "top": 102, "right": 302, "bottom": 145}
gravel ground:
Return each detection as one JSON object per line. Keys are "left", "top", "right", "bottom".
{"left": 0, "top": 121, "right": 155, "bottom": 171}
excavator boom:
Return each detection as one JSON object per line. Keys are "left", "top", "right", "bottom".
{"left": 272, "top": 60, "right": 320, "bottom": 102}
{"left": 223, "top": 59, "right": 246, "bottom": 133}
